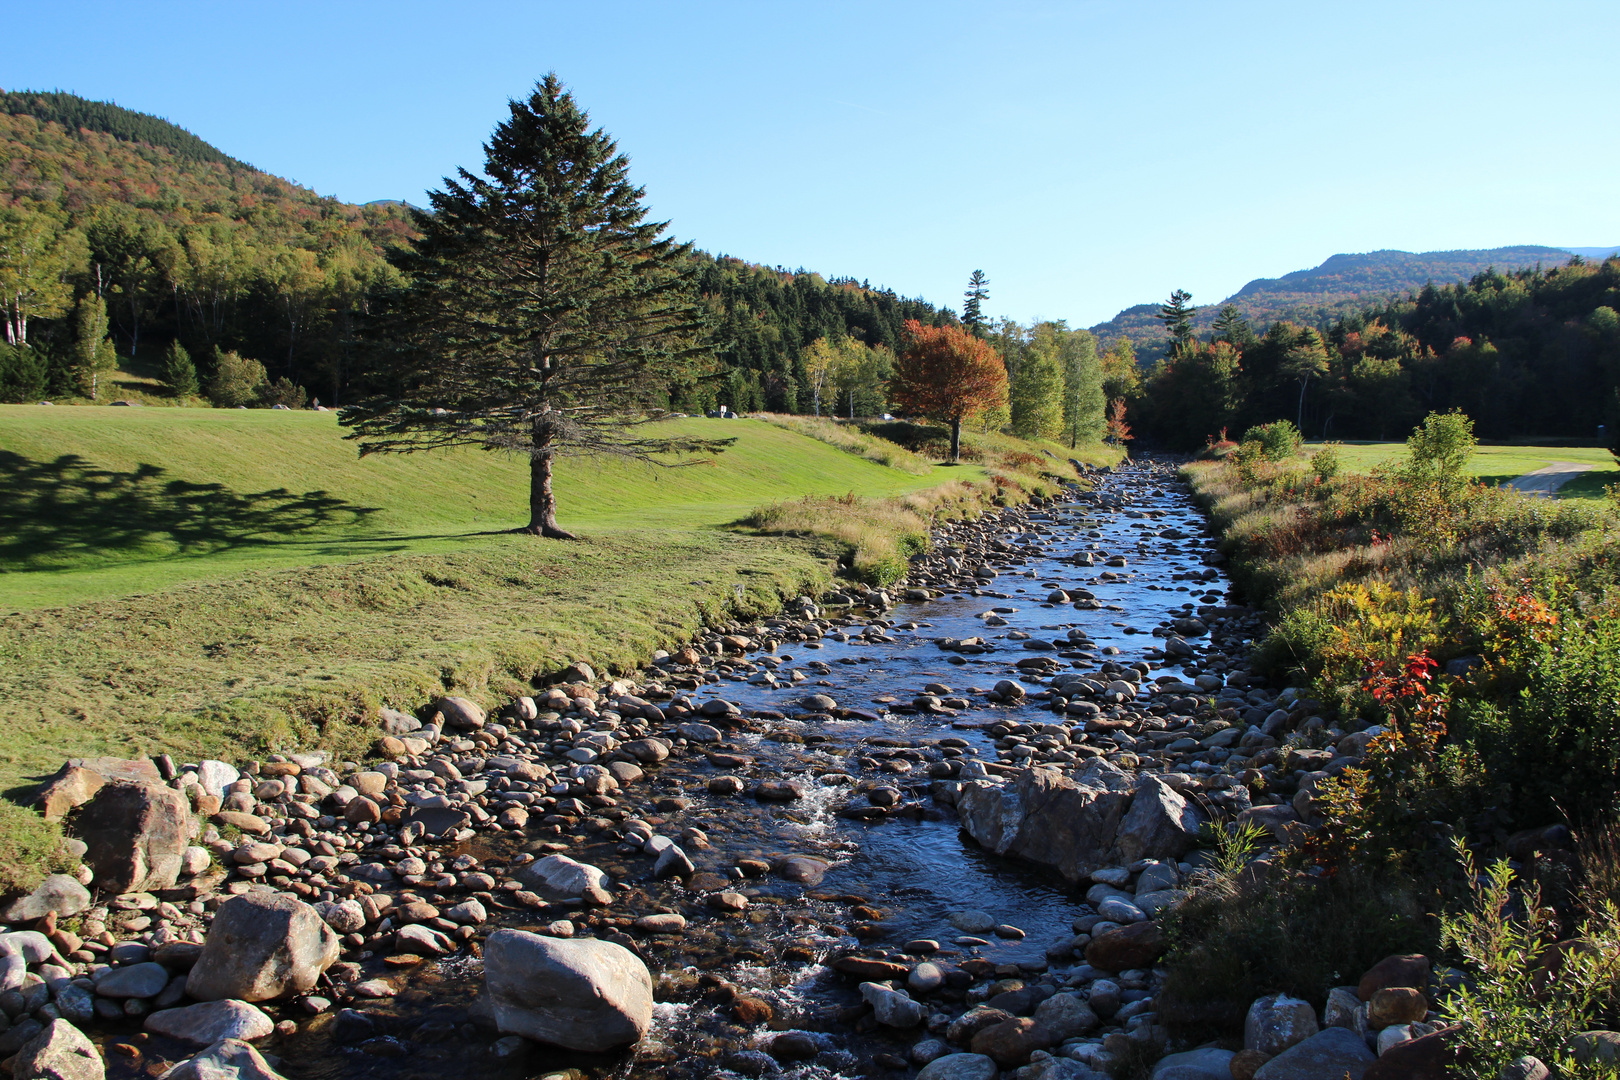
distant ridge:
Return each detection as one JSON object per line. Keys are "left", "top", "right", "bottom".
{"left": 1090, "top": 244, "right": 1605, "bottom": 356}
{"left": 0, "top": 89, "right": 249, "bottom": 169}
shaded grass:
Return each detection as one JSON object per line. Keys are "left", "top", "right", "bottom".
{"left": 0, "top": 409, "right": 959, "bottom": 610}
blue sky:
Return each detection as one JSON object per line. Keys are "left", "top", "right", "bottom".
{"left": 7, "top": 1, "right": 1618, "bottom": 326}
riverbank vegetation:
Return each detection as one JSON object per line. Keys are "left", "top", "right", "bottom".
{"left": 1172, "top": 411, "right": 1620, "bottom": 1062}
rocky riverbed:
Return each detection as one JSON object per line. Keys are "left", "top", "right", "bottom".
{"left": 2, "top": 460, "right": 1432, "bottom": 1080}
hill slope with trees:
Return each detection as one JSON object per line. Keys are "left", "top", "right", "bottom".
{"left": 1091, "top": 245, "right": 1591, "bottom": 357}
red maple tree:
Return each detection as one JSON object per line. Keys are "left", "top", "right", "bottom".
{"left": 891, "top": 319, "right": 1008, "bottom": 461}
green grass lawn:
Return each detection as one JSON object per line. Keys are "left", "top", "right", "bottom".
{"left": 1311, "top": 441, "right": 1619, "bottom": 499}
{"left": 0, "top": 408, "right": 965, "bottom": 611}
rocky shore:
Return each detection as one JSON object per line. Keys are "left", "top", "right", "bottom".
{"left": 0, "top": 461, "right": 1490, "bottom": 1080}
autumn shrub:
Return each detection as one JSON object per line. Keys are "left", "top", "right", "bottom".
{"left": 1303, "top": 654, "right": 1494, "bottom": 874}
{"left": 1241, "top": 420, "right": 1303, "bottom": 461}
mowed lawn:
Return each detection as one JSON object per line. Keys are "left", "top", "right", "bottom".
{"left": 0, "top": 406, "right": 981, "bottom": 813}
{"left": 1311, "top": 441, "right": 1618, "bottom": 498}
{"left": 0, "top": 407, "right": 964, "bottom": 611}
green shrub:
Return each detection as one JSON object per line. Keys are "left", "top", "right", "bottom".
{"left": 1240, "top": 420, "right": 1303, "bottom": 461}
{"left": 1452, "top": 612, "right": 1620, "bottom": 826}
{"left": 207, "top": 348, "right": 267, "bottom": 408}
{"left": 1439, "top": 840, "right": 1620, "bottom": 1079}
{"left": 1402, "top": 409, "right": 1476, "bottom": 495}
{"left": 1310, "top": 442, "right": 1341, "bottom": 481}
{"left": 257, "top": 376, "right": 308, "bottom": 410}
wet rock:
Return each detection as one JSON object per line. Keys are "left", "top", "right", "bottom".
{"left": 948, "top": 910, "right": 996, "bottom": 934}
{"left": 756, "top": 780, "right": 805, "bottom": 802}
{"left": 145, "top": 1001, "right": 274, "bottom": 1045}
{"left": 482, "top": 930, "right": 653, "bottom": 1052}
{"left": 14, "top": 1018, "right": 103, "bottom": 1080}
{"left": 1, "top": 875, "right": 91, "bottom": 923}
{"left": 514, "top": 854, "right": 610, "bottom": 901}
{"left": 74, "top": 781, "right": 191, "bottom": 894}
{"left": 160, "top": 1038, "right": 286, "bottom": 1080}
{"left": 834, "top": 956, "right": 910, "bottom": 981}
{"left": 775, "top": 856, "right": 828, "bottom": 885}
{"left": 918, "top": 1054, "right": 1000, "bottom": 1080}
{"left": 909, "top": 962, "right": 944, "bottom": 994}
{"left": 186, "top": 893, "right": 340, "bottom": 1002}
{"left": 862, "top": 982, "right": 925, "bottom": 1027}
{"left": 1252, "top": 1028, "right": 1375, "bottom": 1080}
{"left": 633, "top": 914, "right": 685, "bottom": 934}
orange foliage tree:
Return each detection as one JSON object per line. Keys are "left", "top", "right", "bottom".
{"left": 891, "top": 319, "right": 1008, "bottom": 461}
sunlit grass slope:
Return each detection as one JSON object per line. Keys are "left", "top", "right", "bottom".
{"left": 0, "top": 407, "right": 964, "bottom": 610}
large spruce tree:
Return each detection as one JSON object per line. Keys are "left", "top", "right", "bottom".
{"left": 341, "top": 75, "right": 726, "bottom": 537}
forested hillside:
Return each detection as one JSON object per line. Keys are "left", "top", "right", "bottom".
{"left": 1091, "top": 245, "right": 1588, "bottom": 356}
{"left": 1131, "top": 255, "right": 1620, "bottom": 447}
{"left": 0, "top": 90, "right": 975, "bottom": 419}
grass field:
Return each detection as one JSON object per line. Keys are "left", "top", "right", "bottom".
{"left": 1311, "top": 441, "right": 1619, "bottom": 498}
{"left": 0, "top": 404, "right": 1114, "bottom": 888}
{"left": 0, "top": 408, "right": 961, "bottom": 611}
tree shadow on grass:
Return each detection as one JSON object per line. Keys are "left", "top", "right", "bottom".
{"left": 0, "top": 451, "right": 386, "bottom": 570}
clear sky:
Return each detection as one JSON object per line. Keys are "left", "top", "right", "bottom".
{"left": 5, "top": 1, "right": 1617, "bottom": 327}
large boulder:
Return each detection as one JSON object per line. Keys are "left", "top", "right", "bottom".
{"left": 185, "top": 893, "right": 339, "bottom": 1002}
{"left": 514, "top": 854, "right": 610, "bottom": 902}
{"left": 146, "top": 1001, "right": 274, "bottom": 1045}
{"left": 1116, "top": 776, "right": 1203, "bottom": 863}
{"left": 1246, "top": 993, "right": 1319, "bottom": 1056}
{"left": 73, "top": 781, "right": 191, "bottom": 894}
{"left": 917, "top": 1054, "right": 999, "bottom": 1080}
{"left": 956, "top": 766, "right": 1132, "bottom": 883}
{"left": 2, "top": 875, "right": 91, "bottom": 922}
{"left": 1253, "top": 1028, "right": 1375, "bottom": 1080}
{"left": 1084, "top": 920, "right": 1166, "bottom": 971}
{"left": 482, "top": 929, "right": 652, "bottom": 1052}
{"left": 969, "top": 1017, "right": 1057, "bottom": 1066}
{"left": 160, "top": 1039, "right": 285, "bottom": 1080}
{"left": 1152, "top": 1047, "right": 1235, "bottom": 1080}
{"left": 14, "top": 1019, "right": 103, "bottom": 1080}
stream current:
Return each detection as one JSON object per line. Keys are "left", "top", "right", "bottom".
{"left": 107, "top": 460, "right": 1244, "bottom": 1080}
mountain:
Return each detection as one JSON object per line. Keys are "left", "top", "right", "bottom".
{"left": 1090, "top": 245, "right": 1598, "bottom": 357}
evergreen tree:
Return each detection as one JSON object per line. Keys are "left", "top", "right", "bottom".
{"left": 1157, "top": 289, "right": 1197, "bottom": 351}
{"left": 342, "top": 75, "right": 728, "bottom": 537}
{"left": 1211, "top": 304, "right": 1255, "bottom": 348}
{"left": 962, "top": 270, "right": 990, "bottom": 336}
{"left": 160, "top": 340, "right": 199, "bottom": 397}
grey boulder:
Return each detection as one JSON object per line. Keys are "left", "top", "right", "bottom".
{"left": 917, "top": 1054, "right": 1000, "bottom": 1080}
{"left": 96, "top": 962, "right": 172, "bottom": 998}
{"left": 1152, "top": 1047, "right": 1235, "bottom": 1080}
{"left": 1, "top": 876, "right": 91, "bottom": 923}
{"left": 1116, "top": 776, "right": 1203, "bottom": 863}
{"left": 146, "top": 1000, "right": 274, "bottom": 1045}
{"left": 514, "top": 854, "right": 610, "bottom": 901}
{"left": 1253, "top": 1028, "right": 1376, "bottom": 1080}
{"left": 482, "top": 929, "right": 652, "bottom": 1052}
{"left": 186, "top": 893, "right": 339, "bottom": 1002}
{"left": 159, "top": 1038, "right": 285, "bottom": 1080}
{"left": 14, "top": 1019, "right": 103, "bottom": 1080}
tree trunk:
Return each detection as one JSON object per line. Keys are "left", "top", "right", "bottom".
{"left": 523, "top": 441, "right": 576, "bottom": 539}
{"left": 1297, "top": 378, "right": 1308, "bottom": 432}
{"left": 949, "top": 418, "right": 962, "bottom": 462}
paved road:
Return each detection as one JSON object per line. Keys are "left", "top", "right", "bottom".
{"left": 1507, "top": 461, "right": 1592, "bottom": 496}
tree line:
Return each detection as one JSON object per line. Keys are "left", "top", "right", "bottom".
{"left": 1124, "top": 256, "right": 1620, "bottom": 449}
